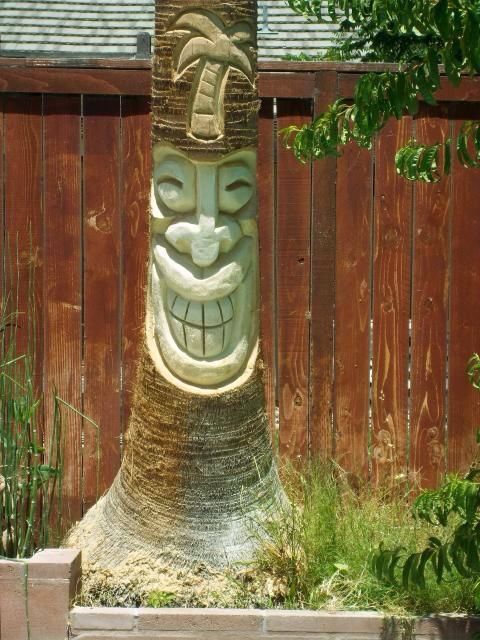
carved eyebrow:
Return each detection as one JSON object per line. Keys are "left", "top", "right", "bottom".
{"left": 156, "top": 155, "right": 193, "bottom": 181}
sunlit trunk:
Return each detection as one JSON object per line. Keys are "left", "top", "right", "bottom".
{"left": 66, "top": 0, "right": 283, "bottom": 570}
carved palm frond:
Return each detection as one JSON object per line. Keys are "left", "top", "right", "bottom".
{"left": 168, "top": 8, "right": 255, "bottom": 140}
{"left": 174, "top": 36, "right": 215, "bottom": 80}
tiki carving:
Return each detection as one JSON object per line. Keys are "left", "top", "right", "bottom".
{"left": 169, "top": 10, "right": 255, "bottom": 141}
{"left": 149, "top": 143, "right": 258, "bottom": 389}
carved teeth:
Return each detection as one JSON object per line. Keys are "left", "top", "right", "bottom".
{"left": 167, "top": 289, "right": 234, "bottom": 358}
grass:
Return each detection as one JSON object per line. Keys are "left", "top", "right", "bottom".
{"left": 0, "top": 243, "right": 64, "bottom": 558}
{"left": 239, "top": 460, "right": 477, "bottom": 615}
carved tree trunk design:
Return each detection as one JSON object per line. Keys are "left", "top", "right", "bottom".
{"left": 66, "top": 0, "right": 283, "bottom": 571}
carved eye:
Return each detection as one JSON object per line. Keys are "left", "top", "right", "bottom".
{"left": 219, "top": 163, "right": 254, "bottom": 214}
{"left": 154, "top": 155, "right": 195, "bottom": 213}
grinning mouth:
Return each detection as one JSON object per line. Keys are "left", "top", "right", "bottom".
{"left": 166, "top": 289, "right": 235, "bottom": 358}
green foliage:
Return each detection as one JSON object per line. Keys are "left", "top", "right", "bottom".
{"left": 284, "top": 0, "right": 480, "bottom": 181}
{"left": 371, "top": 354, "right": 480, "bottom": 599}
{"left": 147, "top": 591, "right": 176, "bottom": 607}
{"left": 0, "top": 252, "right": 64, "bottom": 558}
{"left": 248, "top": 462, "right": 475, "bottom": 614}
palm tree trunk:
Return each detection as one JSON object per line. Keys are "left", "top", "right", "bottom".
{"left": 66, "top": 0, "right": 283, "bottom": 571}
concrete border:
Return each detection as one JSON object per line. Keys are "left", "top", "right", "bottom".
{"left": 69, "top": 606, "right": 480, "bottom": 639}
{"left": 2, "top": 551, "right": 480, "bottom": 639}
{"left": 0, "top": 548, "right": 81, "bottom": 640}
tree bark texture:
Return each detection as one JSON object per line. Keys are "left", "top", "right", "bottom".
{"left": 66, "top": 0, "right": 283, "bottom": 570}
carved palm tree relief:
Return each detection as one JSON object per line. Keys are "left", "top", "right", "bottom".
{"left": 169, "top": 9, "right": 255, "bottom": 141}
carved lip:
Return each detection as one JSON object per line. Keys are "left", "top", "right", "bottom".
{"left": 167, "top": 290, "right": 235, "bottom": 358}
{"left": 153, "top": 236, "right": 253, "bottom": 302}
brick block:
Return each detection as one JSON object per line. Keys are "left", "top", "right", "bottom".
{"left": 27, "top": 579, "right": 70, "bottom": 640}
{"left": 0, "top": 558, "right": 29, "bottom": 640}
{"left": 137, "top": 607, "right": 263, "bottom": 632}
{"left": 70, "top": 607, "right": 136, "bottom": 632}
{"left": 264, "top": 610, "right": 384, "bottom": 634}
{"left": 415, "top": 614, "right": 480, "bottom": 638}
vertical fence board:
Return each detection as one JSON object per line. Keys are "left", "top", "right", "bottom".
{"left": 121, "top": 97, "right": 150, "bottom": 438}
{"left": 82, "top": 96, "right": 122, "bottom": 509}
{"left": 371, "top": 117, "right": 413, "bottom": 485}
{"left": 43, "top": 95, "right": 83, "bottom": 522}
{"left": 448, "top": 114, "right": 480, "bottom": 474}
{"left": 409, "top": 107, "right": 450, "bottom": 488}
{"left": 258, "top": 98, "right": 277, "bottom": 437}
{"left": 334, "top": 143, "right": 373, "bottom": 476}
{"left": 3, "top": 95, "right": 43, "bottom": 385}
{"left": 0, "top": 96, "right": 4, "bottom": 297}
{"left": 310, "top": 71, "right": 337, "bottom": 458}
{"left": 276, "top": 99, "right": 312, "bottom": 460}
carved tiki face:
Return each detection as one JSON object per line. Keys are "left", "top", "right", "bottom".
{"left": 148, "top": 143, "right": 258, "bottom": 390}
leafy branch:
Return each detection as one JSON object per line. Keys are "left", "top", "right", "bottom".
{"left": 285, "top": 0, "right": 480, "bottom": 181}
{"left": 371, "top": 354, "right": 480, "bottom": 592}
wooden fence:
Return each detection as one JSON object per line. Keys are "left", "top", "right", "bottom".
{"left": 0, "top": 59, "right": 480, "bottom": 521}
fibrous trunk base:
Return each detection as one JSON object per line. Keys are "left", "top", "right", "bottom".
{"left": 66, "top": 347, "right": 284, "bottom": 570}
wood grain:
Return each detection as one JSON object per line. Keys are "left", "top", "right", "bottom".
{"left": 334, "top": 142, "right": 373, "bottom": 475}
{"left": 43, "top": 94, "right": 83, "bottom": 523}
{"left": 258, "top": 98, "right": 277, "bottom": 439}
{"left": 371, "top": 117, "right": 413, "bottom": 486}
{"left": 3, "top": 95, "right": 43, "bottom": 390}
{"left": 276, "top": 98, "right": 312, "bottom": 460}
{"left": 409, "top": 106, "right": 450, "bottom": 488}
{"left": 309, "top": 71, "right": 337, "bottom": 459}
{"left": 448, "top": 110, "right": 480, "bottom": 474}
{"left": 0, "top": 68, "right": 151, "bottom": 96}
{"left": 259, "top": 73, "right": 315, "bottom": 98}
{"left": 121, "top": 96, "right": 150, "bottom": 439}
{"left": 82, "top": 96, "right": 122, "bottom": 509}
{"left": 0, "top": 96, "right": 4, "bottom": 301}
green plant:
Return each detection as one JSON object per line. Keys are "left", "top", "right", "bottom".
{"left": 0, "top": 249, "right": 65, "bottom": 558}
{"left": 245, "top": 461, "right": 474, "bottom": 614}
{"left": 372, "top": 354, "right": 480, "bottom": 603}
{"left": 284, "top": 0, "right": 480, "bottom": 182}
{"left": 147, "top": 590, "right": 176, "bottom": 607}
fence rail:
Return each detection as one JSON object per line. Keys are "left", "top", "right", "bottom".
{"left": 0, "top": 62, "right": 479, "bottom": 522}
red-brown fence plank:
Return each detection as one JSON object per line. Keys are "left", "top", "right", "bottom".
{"left": 276, "top": 99, "right": 312, "bottom": 460}
{"left": 82, "top": 96, "right": 122, "bottom": 509}
{"left": 121, "top": 96, "right": 150, "bottom": 438}
{"left": 310, "top": 71, "right": 337, "bottom": 458}
{"left": 43, "top": 94, "right": 83, "bottom": 523}
{"left": 409, "top": 106, "right": 450, "bottom": 488}
{"left": 371, "top": 117, "right": 413, "bottom": 485}
{"left": 334, "top": 143, "right": 373, "bottom": 476}
{"left": 3, "top": 95, "right": 43, "bottom": 385}
{"left": 448, "top": 112, "right": 480, "bottom": 474}
{"left": 258, "top": 98, "right": 277, "bottom": 439}
{"left": 0, "top": 96, "right": 4, "bottom": 300}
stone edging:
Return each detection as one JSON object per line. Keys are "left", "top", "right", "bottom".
{"left": 70, "top": 606, "right": 480, "bottom": 639}
{"left": 2, "top": 550, "right": 480, "bottom": 640}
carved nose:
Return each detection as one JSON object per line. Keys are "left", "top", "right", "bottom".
{"left": 165, "top": 217, "right": 242, "bottom": 268}
{"left": 164, "top": 164, "right": 242, "bottom": 267}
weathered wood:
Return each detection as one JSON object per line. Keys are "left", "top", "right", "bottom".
{"left": 338, "top": 73, "right": 480, "bottom": 102}
{"left": 409, "top": 106, "right": 450, "bottom": 488}
{"left": 43, "top": 95, "right": 83, "bottom": 520}
{"left": 121, "top": 96, "right": 150, "bottom": 439}
{"left": 276, "top": 98, "right": 312, "bottom": 460}
{"left": 0, "top": 96, "right": 4, "bottom": 301}
{"left": 309, "top": 70, "right": 337, "bottom": 459}
{"left": 0, "top": 68, "right": 151, "bottom": 96}
{"left": 3, "top": 95, "right": 43, "bottom": 386}
{"left": 82, "top": 96, "right": 122, "bottom": 509}
{"left": 334, "top": 142, "right": 372, "bottom": 475}
{"left": 371, "top": 117, "right": 413, "bottom": 486}
{"left": 258, "top": 98, "right": 277, "bottom": 438}
{"left": 259, "top": 72, "right": 315, "bottom": 98}
{"left": 448, "top": 111, "right": 480, "bottom": 474}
